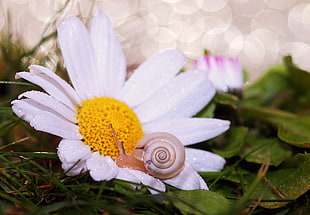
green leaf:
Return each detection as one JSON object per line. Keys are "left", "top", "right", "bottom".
{"left": 213, "top": 126, "right": 248, "bottom": 158}
{"left": 195, "top": 102, "right": 216, "bottom": 118}
{"left": 284, "top": 55, "right": 310, "bottom": 93}
{"left": 219, "top": 166, "right": 255, "bottom": 185}
{"left": 243, "top": 64, "right": 289, "bottom": 106}
{"left": 277, "top": 116, "right": 310, "bottom": 148}
{"left": 168, "top": 190, "right": 231, "bottom": 215}
{"left": 213, "top": 92, "right": 239, "bottom": 109}
{"left": 243, "top": 56, "right": 310, "bottom": 113}
{"left": 241, "top": 106, "right": 310, "bottom": 148}
{"left": 249, "top": 154, "right": 310, "bottom": 209}
{"left": 240, "top": 136, "right": 292, "bottom": 166}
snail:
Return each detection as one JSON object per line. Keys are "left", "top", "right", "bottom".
{"left": 111, "top": 125, "right": 186, "bottom": 179}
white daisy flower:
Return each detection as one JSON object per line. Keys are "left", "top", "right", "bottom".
{"left": 194, "top": 56, "right": 243, "bottom": 92}
{"left": 11, "top": 11, "right": 230, "bottom": 193}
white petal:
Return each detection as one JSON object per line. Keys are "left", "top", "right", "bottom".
{"left": 12, "top": 99, "right": 41, "bottom": 122}
{"left": 18, "top": 91, "right": 77, "bottom": 123}
{"left": 197, "top": 173, "right": 209, "bottom": 190}
{"left": 117, "top": 168, "right": 141, "bottom": 184}
{"left": 117, "top": 168, "right": 166, "bottom": 194}
{"left": 12, "top": 99, "right": 82, "bottom": 139}
{"left": 134, "top": 70, "right": 215, "bottom": 123}
{"left": 143, "top": 118, "right": 230, "bottom": 146}
{"left": 61, "top": 161, "right": 88, "bottom": 176}
{"left": 58, "top": 139, "right": 91, "bottom": 176}
{"left": 57, "top": 17, "right": 100, "bottom": 100}
{"left": 30, "top": 112, "right": 82, "bottom": 139}
{"left": 16, "top": 66, "right": 80, "bottom": 111}
{"left": 29, "top": 65, "right": 81, "bottom": 106}
{"left": 121, "top": 49, "right": 184, "bottom": 107}
{"left": 185, "top": 148, "right": 226, "bottom": 172}
{"left": 163, "top": 164, "right": 208, "bottom": 190}
{"left": 90, "top": 11, "right": 126, "bottom": 98}
{"left": 86, "top": 152, "right": 119, "bottom": 181}
{"left": 57, "top": 139, "right": 91, "bottom": 163}
{"left": 129, "top": 169, "right": 166, "bottom": 193}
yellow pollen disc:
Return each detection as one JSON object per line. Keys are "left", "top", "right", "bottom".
{"left": 76, "top": 97, "right": 143, "bottom": 158}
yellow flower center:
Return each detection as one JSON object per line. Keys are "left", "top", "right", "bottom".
{"left": 76, "top": 97, "right": 143, "bottom": 158}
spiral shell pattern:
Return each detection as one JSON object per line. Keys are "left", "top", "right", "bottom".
{"left": 133, "top": 132, "right": 185, "bottom": 179}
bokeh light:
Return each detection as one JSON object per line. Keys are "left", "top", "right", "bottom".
{"left": 1, "top": 0, "right": 309, "bottom": 82}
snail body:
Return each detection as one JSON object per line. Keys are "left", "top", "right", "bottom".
{"left": 115, "top": 132, "right": 186, "bottom": 179}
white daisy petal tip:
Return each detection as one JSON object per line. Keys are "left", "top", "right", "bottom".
{"left": 10, "top": 100, "right": 23, "bottom": 115}
{"left": 121, "top": 48, "right": 185, "bottom": 107}
{"left": 57, "top": 139, "right": 91, "bottom": 164}
{"left": 164, "top": 164, "right": 209, "bottom": 190}
{"left": 28, "top": 65, "right": 42, "bottom": 75}
{"left": 57, "top": 16, "right": 80, "bottom": 33}
{"left": 94, "top": 9, "right": 109, "bottom": 20}
{"left": 86, "top": 152, "right": 119, "bottom": 181}
{"left": 158, "top": 48, "right": 185, "bottom": 64}
{"left": 214, "top": 119, "right": 231, "bottom": 134}
{"left": 185, "top": 148, "right": 226, "bottom": 172}
{"left": 15, "top": 72, "right": 23, "bottom": 80}
{"left": 143, "top": 118, "right": 231, "bottom": 146}
{"left": 134, "top": 69, "right": 216, "bottom": 123}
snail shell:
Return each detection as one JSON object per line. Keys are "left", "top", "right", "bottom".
{"left": 132, "top": 132, "right": 186, "bottom": 179}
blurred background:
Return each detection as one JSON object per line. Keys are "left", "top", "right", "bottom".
{"left": 0, "top": 0, "right": 310, "bottom": 82}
